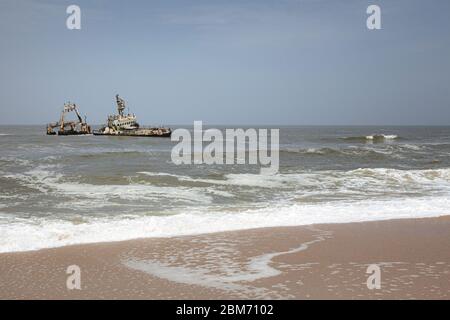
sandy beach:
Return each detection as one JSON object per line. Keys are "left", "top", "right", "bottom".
{"left": 0, "top": 216, "right": 449, "bottom": 300}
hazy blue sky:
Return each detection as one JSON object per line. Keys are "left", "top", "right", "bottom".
{"left": 0, "top": 0, "right": 449, "bottom": 125}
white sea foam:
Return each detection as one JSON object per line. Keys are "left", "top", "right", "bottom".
{"left": 400, "top": 144, "right": 423, "bottom": 151}
{"left": 4, "top": 166, "right": 213, "bottom": 204}
{"left": 366, "top": 134, "right": 398, "bottom": 140}
{"left": 171, "top": 168, "right": 450, "bottom": 192}
{"left": 7, "top": 166, "right": 450, "bottom": 199}
{"left": 0, "top": 157, "right": 31, "bottom": 166}
{"left": 138, "top": 171, "right": 192, "bottom": 180}
{"left": 128, "top": 171, "right": 286, "bottom": 188}
{"left": 3, "top": 166, "right": 62, "bottom": 193}
{"left": 54, "top": 181, "right": 213, "bottom": 204}
{"left": 0, "top": 194, "right": 449, "bottom": 253}
{"left": 179, "top": 174, "right": 288, "bottom": 188}
{"left": 2, "top": 166, "right": 450, "bottom": 252}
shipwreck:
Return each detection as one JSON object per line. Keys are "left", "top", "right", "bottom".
{"left": 93, "top": 95, "right": 172, "bottom": 137}
{"left": 46, "top": 102, "right": 91, "bottom": 135}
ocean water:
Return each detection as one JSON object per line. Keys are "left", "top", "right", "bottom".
{"left": 1, "top": 125, "right": 450, "bottom": 253}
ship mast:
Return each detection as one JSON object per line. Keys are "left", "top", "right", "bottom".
{"left": 116, "top": 94, "right": 126, "bottom": 116}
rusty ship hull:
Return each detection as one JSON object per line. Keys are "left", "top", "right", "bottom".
{"left": 57, "top": 130, "right": 92, "bottom": 136}
{"left": 93, "top": 128, "right": 171, "bottom": 137}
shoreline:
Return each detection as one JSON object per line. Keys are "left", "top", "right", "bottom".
{"left": 2, "top": 212, "right": 450, "bottom": 255}
{"left": 1, "top": 216, "right": 449, "bottom": 299}
{"left": 3, "top": 209, "right": 449, "bottom": 254}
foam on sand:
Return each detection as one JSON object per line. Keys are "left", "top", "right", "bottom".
{"left": 123, "top": 229, "right": 331, "bottom": 295}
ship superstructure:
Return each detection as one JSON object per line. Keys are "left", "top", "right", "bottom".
{"left": 106, "top": 95, "right": 139, "bottom": 131}
{"left": 93, "top": 95, "right": 171, "bottom": 137}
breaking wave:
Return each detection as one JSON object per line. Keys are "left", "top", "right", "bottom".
{"left": 280, "top": 146, "right": 390, "bottom": 157}
{"left": 77, "top": 150, "right": 146, "bottom": 159}
{"left": 0, "top": 194, "right": 448, "bottom": 253}
{"left": 2, "top": 166, "right": 450, "bottom": 252}
{"left": 5, "top": 166, "right": 450, "bottom": 196}
{"left": 2, "top": 166, "right": 213, "bottom": 205}
{"left": 342, "top": 134, "right": 399, "bottom": 142}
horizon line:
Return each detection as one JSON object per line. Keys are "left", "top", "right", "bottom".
{"left": 1, "top": 123, "right": 450, "bottom": 127}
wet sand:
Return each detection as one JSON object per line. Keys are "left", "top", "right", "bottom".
{"left": 0, "top": 217, "right": 449, "bottom": 299}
